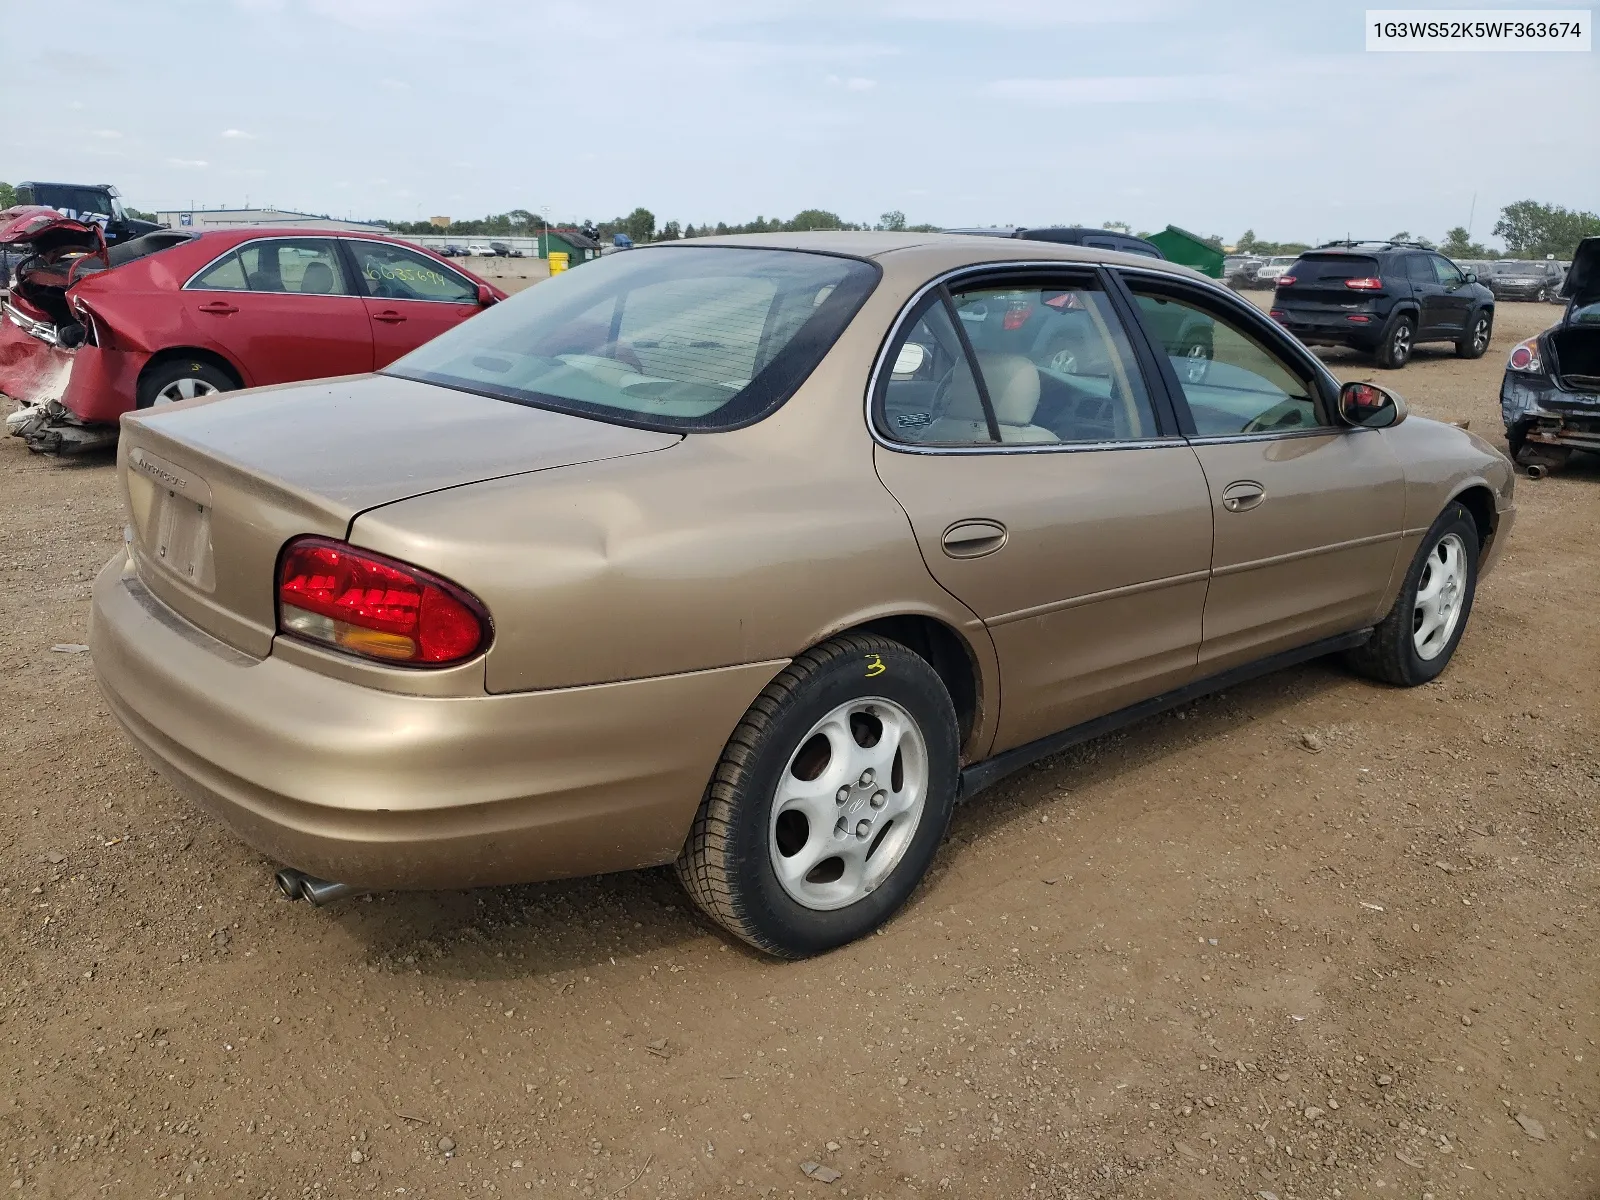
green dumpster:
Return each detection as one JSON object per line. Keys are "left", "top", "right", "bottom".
{"left": 1147, "top": 225, "right": 1225, "bottom": 279}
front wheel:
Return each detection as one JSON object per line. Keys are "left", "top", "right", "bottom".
{"left": 1456, "top": 310, "right": 1492, "bottom": 359}
{"left": 1344, "top": 503, "right": 1479, "bottom": 686}
{"left": 675, "top": 634, "right": 959, "bottom": 958}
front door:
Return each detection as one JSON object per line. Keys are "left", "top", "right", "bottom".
{"left": 340, "top": 240, "right": 486, "bottom": 369}
{"left": 1121, "top": 274, "right": 1407, "bottom": 674}
{"left": 871, "top": 270, "right": 1214, "bottom": 755}
{"left": 1428, "top": 254, "right": 1475, "bottom": 337}
{"left": 183, "top": 237, "right": 373, "bottom": 385}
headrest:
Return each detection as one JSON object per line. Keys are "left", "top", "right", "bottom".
{"left": 300, "top": 261, "right": 335, "bottom": 294}
{"left": 941, "top": 352, "right": 1041, "bottom": 427}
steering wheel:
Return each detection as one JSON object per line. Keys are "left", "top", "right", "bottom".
{"left": 1241, "top": 398, "right": 1309, "bottom": 434}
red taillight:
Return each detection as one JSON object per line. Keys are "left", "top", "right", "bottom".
{"left": 276, "top": 536, "right": 489, "bottom": 667}
{"left": 1276, "top": 275, "right": 1295, "bottom": 287}
{"left": 1346, "top": 314, "right": 1372, "bottom": 323}
{"left": 1002, "top": 298, "right": 1031, "bottom": 331}
{"left": 1507, "top": 338, "right": 1542, "bottom": 373}
{"left": 1344, "top": 277, "right": 1383, "bottom": 290}
{"left": 1269, "top": 309, "right": 1288, "bottom": 322}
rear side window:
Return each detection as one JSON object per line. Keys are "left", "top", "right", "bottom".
{"left": 1406, "top": 256, "right": 1434, "bottom": 286}
{"left": 386, "top": 246, "right": 879, "bottom": 432}
{"left": 1287, "top": 255, "right": 1379, "bottom": 283}
{"left": 190, "top": 238, "right": 349, "bottom": 295}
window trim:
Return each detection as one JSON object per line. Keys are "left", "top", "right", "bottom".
{"left": 336, "top": 236, "right": 482, "bottom": 305}
{"left": 182, "top": 235, "right": 360, "bottom": 297}
{"left": 867, "top": 262, "right": 1186, "bottom": 456}
{"left": 1109, "top": 266, "right": 1347, "bottom": 442}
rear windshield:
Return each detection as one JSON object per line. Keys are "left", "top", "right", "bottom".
{"left": 387, "top": 246, "right": 879, "bottom": 432}
{"left": 1289, "top": 254, "right": 1379, "bottom": 282}
{"left": 107, "top": 230, "right": 195, "bottom": 267}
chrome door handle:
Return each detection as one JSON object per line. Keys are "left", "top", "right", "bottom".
{"left": 1221, "top": 480, "right": 1265, "bottom": 512}
{"left": 940, "top": 519, "right": 1008, "bottom": 559}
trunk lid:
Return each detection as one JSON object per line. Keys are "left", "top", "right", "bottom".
{"left": 0, "top": 206, "right": 108, "bottom": 328}
{"left": 118, "top": 374, "right": 682, "bottom": 656}
{"left": 1560, "top": 236, "right": 1600, "bottom": 309}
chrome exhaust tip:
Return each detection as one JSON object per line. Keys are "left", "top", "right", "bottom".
{"left": 300, "top": 877, "right": 364, "bottom": 907}
{"left": 274, "top": 867, "right": 308, "bottom": 901}
{"left": 1526, "top": 463, "right": 1548, "bottom": 480}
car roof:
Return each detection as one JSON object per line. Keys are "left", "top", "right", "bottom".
{"left": 651, "top": 231, "right": 1214, "bottom": 283}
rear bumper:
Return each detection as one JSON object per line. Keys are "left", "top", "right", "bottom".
{"left": 1273, "top": 311, "right": 1382, "bottom": 350}
{"left": 1501, "top": 374, "right": 1600, "bottom": 451}
{"left": 91, "top": 553, "right": 782, "bottom": 890}
{"left": 0, "top": 316, "right": 145, "bottom": 424}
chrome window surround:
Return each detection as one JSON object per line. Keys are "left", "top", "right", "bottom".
{"left": 182, "top": 235, "right": 478, "bottom": 303}
{"left": 865, "top": 260, "right": 1188, "bottom": 457}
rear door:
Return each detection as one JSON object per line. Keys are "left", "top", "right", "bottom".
{"left": 1118, "top": 271, "right": 1407, "bottom": 674}
{"left": 341, "top": 239, "right": 487, "bottom": 368}
{"left": 872, "top": 268, "right": 1215, "bottom": 754}
{"left": 184, "top": 237, "right": 373, "bottom": 384}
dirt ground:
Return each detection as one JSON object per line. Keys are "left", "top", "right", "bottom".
{"left": 1, "top": 301, "right": 1595, "bottom": 1200}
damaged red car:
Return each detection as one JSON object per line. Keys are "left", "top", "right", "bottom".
{"left": 1, "top": 208, "right": 505, "bottom": 453}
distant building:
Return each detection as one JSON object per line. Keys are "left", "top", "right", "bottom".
{"left": 154, "top": 207, "right": 388, "bottom": 233}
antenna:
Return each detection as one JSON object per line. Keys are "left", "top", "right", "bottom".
{"left": 1466, "top": 192, "right": 1477, "bottom": 238}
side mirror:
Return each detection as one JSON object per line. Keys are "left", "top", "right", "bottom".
{"left": 476, "top": 283, "right": 498, "bottom": 307}
{"left": 1463, "top": 270, "right": 1477, "bottom": 283}
{"left": 1338, "top": 380, "right": 1407, "bottom": 429}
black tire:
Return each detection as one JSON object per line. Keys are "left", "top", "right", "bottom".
{"left": 1344, "top": 502, "right": 1479, "bottom": 687}
{"left": 675, "top": 633, "right": 959, "bottom": 959}
{"left": 1455, "top": 309, "right": 1492, "bottom": 359}
{"left": 136, "top": 358, "right": 237, "bottom": 409}
{"left": 1374, "top": 314, "right": 1415, "bottom": 369}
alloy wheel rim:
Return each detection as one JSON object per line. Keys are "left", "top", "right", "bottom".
{"left": 154, "top": 377, "right": 219, "bottom": 405}
{"left": 1394, "top": 325, "right": 1412, "bottom": 359}
{"left": 768, "top": 697, "right": 929, "bottom": 912}
{"left": 1183, "top": 343, "right": 1209, "bottom": 383}
{"left": 1413, "top": 532, "right": 1467, "bottom": 660}
{"left": 1473, "top": 318, "right": 1489, "bottom": 352}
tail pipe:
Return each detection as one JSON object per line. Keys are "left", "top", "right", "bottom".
{"left": 1525, "top": 463, "right": 1548, "bottom": 480}
{"left": 274, "top": 867, "right": 365, "bottom": 907}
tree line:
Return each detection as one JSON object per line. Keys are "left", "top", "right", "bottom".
{"left": 1, "top": 182, "right": 1593, "bottom": 260}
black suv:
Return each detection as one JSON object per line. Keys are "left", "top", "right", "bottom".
{"left": 1270, "top": 241, "right": 1495, "bottom": 368}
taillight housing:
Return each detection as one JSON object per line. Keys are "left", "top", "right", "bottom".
{"left": 276, "top": 536, "right": 490, "bottom": 667}
{"left": 1344, "top": 277, "right": 1383, "bottom": 291}
{"left": 1506, "top": 337, "right": 1543, "bottom": 374}
{"left": 1276, "top": 275, "right": 1295, "bottom": 287}
{"left": 1269, "top": 308, "right": 1288, "bottom": 322}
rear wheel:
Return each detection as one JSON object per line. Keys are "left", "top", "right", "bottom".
{"left": 1455, "top": 309, "right": 1492, "bottom": 359}
{"left": 136, "top": 358, "right": 236, "bottom": 409}
{"left": 1344, "top": 503, "right": 1479, "bottom": 686}
{"left": 1374, "top": 314, "right": 1414, "bottom": 369}
{"left": 675, "top": 633, "right": 959, "bottom": 958}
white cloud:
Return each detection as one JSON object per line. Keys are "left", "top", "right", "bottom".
{"left": 984, "top": 74, "right": 1254, "bottom": 105}
{"left": 93, "top": 129, "right": 122, "bottom": 139}
{"left": 221, "top": 128, "right": 257, "bottom": 139}
{"left": 166, "top": 157, "right": 210, "bottom": 169}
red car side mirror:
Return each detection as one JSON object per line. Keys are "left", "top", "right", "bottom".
{"left": 476, "top": 283, "right": 497, "bottom": 307}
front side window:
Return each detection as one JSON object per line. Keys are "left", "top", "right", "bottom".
{"left": 347, "top": 241, "right": 476, "bottom": 303}
{"left": 1127, "top": 283, "right": 1324, "bottom": 437}
{"left": 386, "top": 246, "right": 878, "bottom": 431}
{"left": 1431, "top": 255, "right": 1465, "bottom": 287}
{"left": 877, "top": 277, "right": 1160, "bottom": 447}
{"left": 191, "top": 238, "right": 349, "bottom": 295}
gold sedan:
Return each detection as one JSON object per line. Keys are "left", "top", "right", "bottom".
{"left": 90, "top": 233, "right": 1515, "bottom": 957}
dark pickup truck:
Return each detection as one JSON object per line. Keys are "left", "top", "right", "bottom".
{"left": 13, "top": 182, "right": 161, "bottom": 247}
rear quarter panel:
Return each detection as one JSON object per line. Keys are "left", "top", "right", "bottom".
{"left": 347, "top": 263, "right": 1003, "bottom": 754}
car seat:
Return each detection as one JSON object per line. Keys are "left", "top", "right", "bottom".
{"left": 299, "top": 261, "right": 336, "bottom": 294}
{"left": 925, "top": 352, "right": 1056, "bottom": 444}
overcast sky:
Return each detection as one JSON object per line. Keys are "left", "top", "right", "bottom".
{"left": 7, "top": 0, "right": 1595, "bottom": 245}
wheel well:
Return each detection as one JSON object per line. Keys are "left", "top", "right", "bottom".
{"left": 137, "top": 348, "right": 244, "bottom": 396}
{"left": 852, "top": 615, "right": 980, "bottom": 746}
{"left": 1452, "top": 485, "right": 1497, "bottom": 556}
